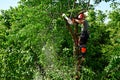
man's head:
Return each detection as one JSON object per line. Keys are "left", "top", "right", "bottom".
{"left": 78, "top": 13, "right": 86, "bottom": 20}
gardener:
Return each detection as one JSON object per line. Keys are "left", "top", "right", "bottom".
{"left": 74, "top": 11, "right": 89, "bottom": 46}
{"left": 73, "top": 11, "right": 90, "bottom": 63}
{"left": 62, "top": 11, "right": 89, "bottom": 58}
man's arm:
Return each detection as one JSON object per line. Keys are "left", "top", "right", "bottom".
{"left": 62, "top": 13, "right": 74, "bottom": 25}
{"left": 74, "top": 19, "right": 84, "bottom": 24}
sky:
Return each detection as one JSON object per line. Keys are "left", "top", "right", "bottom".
{"left": 0, "top": 0, "right": 113, "bottom": 10}
{"left": 0, "top": 0, "right": 19, "bottom": 10}
{"left": 0, "top": 0, "right": 119, "bottom": 12}
{"left": 94, "top": 1, "right": 112, "bottom": 12}
{"left": 0, "top": 0, "right": 119, "bottom": 24}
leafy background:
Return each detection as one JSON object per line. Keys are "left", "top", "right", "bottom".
{"left": 0, "top": 0, "right": 120, "bottom": 80}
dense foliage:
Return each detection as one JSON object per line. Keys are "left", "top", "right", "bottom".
{"left": 0, "top": 0, "right": 120, "bottom": 80}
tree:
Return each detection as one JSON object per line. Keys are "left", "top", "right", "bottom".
{"left": 0, "top": 0, "right": 120, "bottom": 80}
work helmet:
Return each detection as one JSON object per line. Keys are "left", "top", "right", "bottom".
{"left": 78, "top": 13, "right": 85, "bottom": 19}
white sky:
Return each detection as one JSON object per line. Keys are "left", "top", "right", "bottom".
{"left": 0, "top": 0, "right": 119, "bottom": 24}
{"left": 0, "top": 0, "right": 19, "bottom": 10}
{"left": 0, "top": 0, "right": 119, "bottom": 12}
{"left": 0, "top": 0, "right": 112, "bottom": 11}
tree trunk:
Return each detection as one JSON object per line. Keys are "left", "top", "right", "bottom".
{"left": 65, "top": 21, "right": 82, "bottom": 80}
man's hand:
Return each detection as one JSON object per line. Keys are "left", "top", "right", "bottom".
{"left": 62, "top": 13, "right": 73, "bottom": 25}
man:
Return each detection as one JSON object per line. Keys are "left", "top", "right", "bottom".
{"left": 75, "top": 12, "right": 89, "bottom": 44}
{"left": 62, "top": 11, "right": 89, "bottom": 45}
{"left": 62, "top": 12, "right": 89, "bottom": 79}
{"left": 62, "top": 11, "right": 89, "bottom": 58}
{"left": 74, "top": 12, "right": 89, "bottom": 60}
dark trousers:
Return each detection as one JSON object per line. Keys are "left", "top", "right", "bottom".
{"left": 79, "top": 31, "right": 89, "bottom": 45}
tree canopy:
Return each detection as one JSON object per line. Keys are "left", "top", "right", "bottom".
{"left": 0, "top": 0, "right": 120, "bottom": 80}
